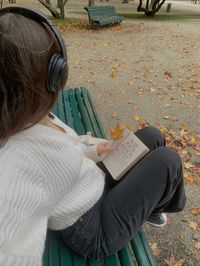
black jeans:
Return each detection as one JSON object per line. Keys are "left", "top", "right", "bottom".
{"left": 60, "top": 126, "right": 186, "bottom": 259}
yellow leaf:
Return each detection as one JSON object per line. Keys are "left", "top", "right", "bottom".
{"left": 125, "top": 124, "right": 132, "bottom": 130}
{"left": 180, "top": 123, "right": 188, "bottom": 131}
{"left": 194, "top": 242, "right": 200, "bottom": 250}
{"left": 190, "top": 208, "right": 200, "bottom": 215}
{"left": 190, "top": 136, "right": 197, "bottom": 144}
{"left": 110, "top": 123, "right": 125, "bottom": 140}
{"left": 184, "top": 162, "right": 194, "bottom": 169}
{"left": 134, "top": 115, "right": 141, "bottom": 122}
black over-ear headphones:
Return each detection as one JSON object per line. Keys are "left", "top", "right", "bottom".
{"left": 0, "top": 6, "right": 68, "bottom": 93}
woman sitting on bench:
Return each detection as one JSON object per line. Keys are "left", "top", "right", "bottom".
{"left": 0, "top": 7, "right": 186, "bottom": 266}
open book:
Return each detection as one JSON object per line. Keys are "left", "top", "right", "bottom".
{"left": 100, "top": 128, "right": 150, "bottom": 180}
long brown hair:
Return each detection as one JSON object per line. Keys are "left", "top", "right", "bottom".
{"left": 0, "top": 13, "right": 67, "bottom": 146}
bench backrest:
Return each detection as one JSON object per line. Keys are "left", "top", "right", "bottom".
{"left": 85, "top": 6, "right": 117, "bottom": 17}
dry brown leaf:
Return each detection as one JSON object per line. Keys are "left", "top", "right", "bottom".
{"left": 110, "top": 70, "right": 117, "bottom": 79}
{"left": 194, "top": 242, "right": 200, "bottom": 250}
{"left": 164, "top": 254, "right": 185, "bottom": 266}
{"left": 111, "top": 113, "right": 118, "bottom": 119}
{"left": 188, "top": 221, "right": 199, "bottom": 231}
{"left": 164, "top": 71, "right": 173, "bottom": 79}
{"left": 184, "top": 162, "right": 195, "bottom": 169}
{"left": 150, "top": 242, "right": 160, "bottom": 257}
{"left": 110, "top": 123, "right": 125, "bottom": 140}
{"left": 184, "top": 173, "right": 198, "bottom": 185}
{"left": 190, "top": 208, "right": 200, "bottom": 215}
{"left": 179, "top": 234, "right": 184, "bottom": 240}
{"left": 128, "top": 79, "right": 137, "bottom": 85}
{"left": 164, "top": 116, "right": 170, "bottom": 120}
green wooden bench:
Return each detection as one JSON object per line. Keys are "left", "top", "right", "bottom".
{"left": 43, "top": 87, "right": 157, "bottom": 266}
{"left": 84, "top": 6, "right": 124, "bottom": 26}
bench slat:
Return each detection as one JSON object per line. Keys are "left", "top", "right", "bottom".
{"left": 82, "top": 88, "right": 107, "bottom": 138}
{"left": 118, "top": 246, "right": 136, "bottom": 266}
{"left": 68, "top": 89, "right": 85, "bottom": 135}
{"left": 48, "top": 231, "right": 61, "bottom": 266}
{"left": 81, "top": 88, "right": 104, "bottom": 138}
{"left": 59, "top": 242, "right": 73, "bottom": 266}
{"left": 72, "top": 253, "right": 87, "bottom": 266}
{"left": 104, "top": 253, "right": 119, "bottom": 266}
{"left": 62, "top": 90, "right": 74, "bottom": 128}
{"left": 131, "top": 232, "right": 151, "bottom": 266}
{"left": 139, "top": 230, "right": 158, "bottom": 265}
{"left": 75, "top": 88, "right": 94, "bottom": 135}
{"left": 88, "top": 258, "right": 103, "bottom": 266}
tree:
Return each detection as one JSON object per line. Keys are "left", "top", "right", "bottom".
{"left": 137, "top": 0, "right": 166, "bottom": 16}
{"left": 38, "top": 0, "right": 68, "bottom": 19}
{"left": 88, "top": 0, "right": 94, "bottom": 5}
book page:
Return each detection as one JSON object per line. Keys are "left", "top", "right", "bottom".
{"left": 102, "top": 129, "right": 150, "bottom": 180}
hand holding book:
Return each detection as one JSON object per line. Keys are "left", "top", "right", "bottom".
{"left": 99, "top": 123, "right": 150, "bottom": 180}
{"left": 97, "top": 142, "right": 115, "bottom": 155}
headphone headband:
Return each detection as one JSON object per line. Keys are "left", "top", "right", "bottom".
{"left": 0, "top": 6, "right": 67, "bottom": 60}
{"left": 0, "top": 6, "right": 68, "bottom": 93}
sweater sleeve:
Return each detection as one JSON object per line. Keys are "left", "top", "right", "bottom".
{"left": 78, "top": 135, "right": 109, "bottom": 163}
{"left": 0, "top": 149, "right": 49, "bottom": 266}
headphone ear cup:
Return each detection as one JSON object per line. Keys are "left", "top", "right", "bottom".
{"left": 47, "top": 54, "right": 67, "bottom": 93}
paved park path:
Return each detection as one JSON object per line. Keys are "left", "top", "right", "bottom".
{"left": 4, "top": 0, "right": 200, "bottom": 265}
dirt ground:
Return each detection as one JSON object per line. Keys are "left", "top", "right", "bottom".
{"left": 3, "top": 0, "right": 200, "bottom": 265}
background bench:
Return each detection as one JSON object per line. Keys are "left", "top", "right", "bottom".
{"left": 84, "top": 6, "right": 124, "bottom": 26}
{"left": 43, "top": 87, "right": 157, "bottom": 266}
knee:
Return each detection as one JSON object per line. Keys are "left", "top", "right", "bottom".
{"left": 136, "top": 126, "right": 165, "bottom": 149}
{"left": 145, "top": 126, "right": 165, "bottom": 144}
{"left": 155, "top": 147, "right": 183, "bottom": 174}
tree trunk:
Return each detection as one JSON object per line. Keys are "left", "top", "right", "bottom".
{"left": 137, "top": 0, "right": 166, "bottom": 16}
{"left": 38, "top": 0, "right": 61, "bottom": 18}
{"left": 58, "top": 0, "right": 65, "bottom": 18}
{"left": 88, "top": 0, "right": 94, "bottom": 6}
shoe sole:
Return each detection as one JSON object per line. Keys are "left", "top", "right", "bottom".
{"left": 145, "top": 219, "right": 168, "bottom": 227}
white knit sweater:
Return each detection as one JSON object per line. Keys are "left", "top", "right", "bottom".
{"left": 0, "top": 115, "right": 106, "bottom": 266}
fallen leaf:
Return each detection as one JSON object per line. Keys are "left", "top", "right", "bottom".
{"left": 188, "top": 221, "right": 199, "bottom": 231}
{"left": 179, "top": 234, "right": 184, "bottom": 240}
{"left": 111, "top": 113, "right": 118, "bottom": 119}
{"left": 184, "top": 162, "right": 195, "bottom": 169}
{"left": 125, "top": 124, "right": 132, "bottom": 130}
{"left": 164, "top": 71, "right": 173, "bottom": 79}
{"left": 164, "top": 254, "right": 185, "bottom": 266}
{"left": 134, "top": 115, "right": 141, "bottom": 122}
{"left": 184, "top": 173, "right": 198, "bottom": 185}
{"left": 164, "top": 116, "right": 170, "bottom": 120}
{"left": 190, "top": 208, "right": 200, "bottom": 215}
{"left": 194, "top": 242, "right": 200, "bottom": 250}
{"left": 150, "top": 242, "right": 160, "bottom": 256}
{"left": 110, "top": 123, "right": 125, "bottom": 140}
